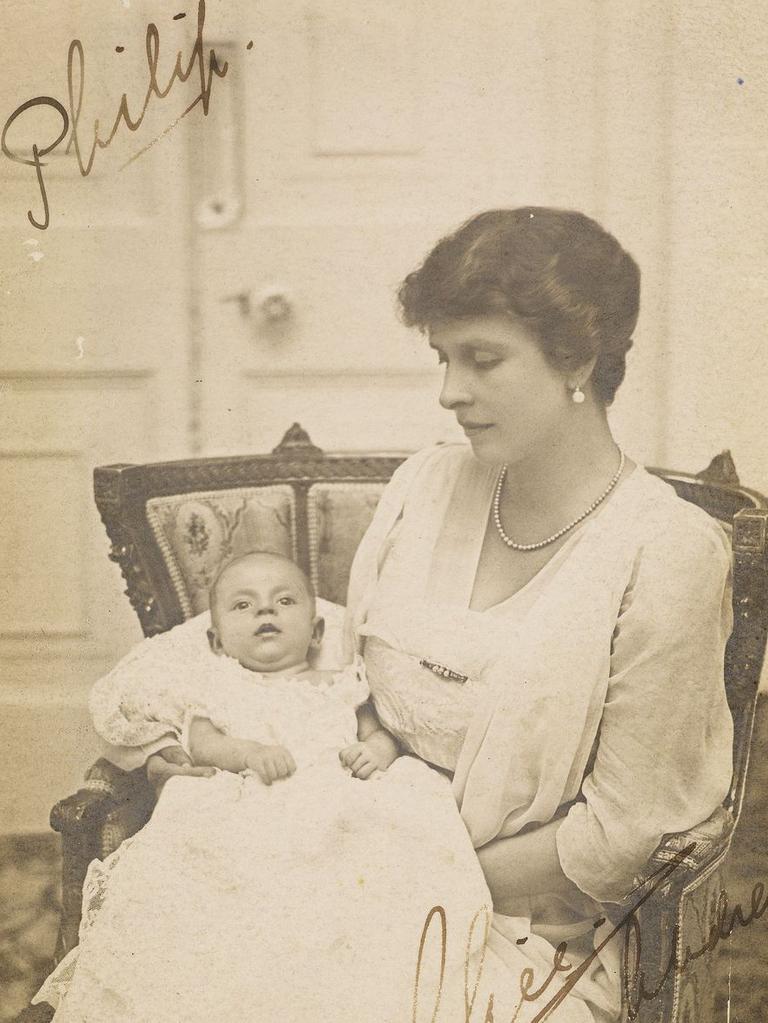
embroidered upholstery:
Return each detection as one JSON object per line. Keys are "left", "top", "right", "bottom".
{"left": 146, "top": 487, "right": 296, "bottom": 617}
{"left": 145, "top": 481, "right": 389, "bottom": 615}
{"left": 307, "top": 482, "right": 388, "bottom": 604}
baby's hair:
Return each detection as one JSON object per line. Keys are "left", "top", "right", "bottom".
{"left": 208, "top": 550, "right": 316, "bottom": 621}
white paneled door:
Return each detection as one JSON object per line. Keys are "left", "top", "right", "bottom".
{"left": 190, "top": 0, "right": 455, "bottom": 456}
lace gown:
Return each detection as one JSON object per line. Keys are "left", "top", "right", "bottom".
{"left": 35, "top": 659, "right": 494, "bottom": 1023}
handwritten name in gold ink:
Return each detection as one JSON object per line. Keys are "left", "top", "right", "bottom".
{"left": 410, "top": 843, "right": 767, "bottom": 1022}
{"left": 620, "top": 875, "right": 768, "bottom": 1021}
{"left": 1, "top": 0, "right": 228, "bottom": 230}
{"left": 412, "top": 905, "right": 495, "bottom": 1023}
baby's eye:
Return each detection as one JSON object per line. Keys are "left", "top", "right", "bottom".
{"left": 277, "top": 596, "right": 296, "bottom": 606}
{"left": 233, "top": 600, "right": 251, "bottom": 611}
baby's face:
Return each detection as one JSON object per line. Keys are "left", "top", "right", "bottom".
{"left": 208, "top": 555, "right": 322, "bottom": 673}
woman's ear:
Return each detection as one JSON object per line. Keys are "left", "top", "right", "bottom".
{"left": 207, "top": 627, "right": 224, "bottom": 656}
{"left": 567, "top": 354, "right": 599, "bottom": 393}
{"left": 310, "top": 616, "right": 325, "bottom": 650}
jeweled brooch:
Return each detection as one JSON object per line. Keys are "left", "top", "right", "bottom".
{"left": 419, "top": 658, "right": 468, "bottom": 684}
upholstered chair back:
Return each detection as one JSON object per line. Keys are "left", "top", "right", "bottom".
{"left": 95, "top": 425, "right": 403, "bottom": 632}
{"left": 143, "top": 477, "right": 389, "bottom": 615}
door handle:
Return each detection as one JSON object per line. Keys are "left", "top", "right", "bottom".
{"left": 222, "top": 288, "right": 292, "bottom": 323}
{"left": 222, "top": 290, "right": 251, "bottom": 317}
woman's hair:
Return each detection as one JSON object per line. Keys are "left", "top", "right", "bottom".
{"left": 398, "top": 207, "right": 640, "bottom": 405}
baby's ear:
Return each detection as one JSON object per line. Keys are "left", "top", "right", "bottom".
{"left": 207, "top": 627, "right": 224, "bottom": 656}
{"left": 310, "top": 616, "right": 325, "bottom": 650}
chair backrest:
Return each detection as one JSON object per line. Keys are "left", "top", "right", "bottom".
{"left": 95, "top": 424, "right": 767, "bottom": 822}
{"left": 646, "top": 456, "right": 768, "bottom": 821}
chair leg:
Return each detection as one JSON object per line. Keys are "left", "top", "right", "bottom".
{"left": 53, "top": 828, "right": 93, "bottom": 966}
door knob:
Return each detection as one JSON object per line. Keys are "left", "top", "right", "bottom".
{"left": 257, "top": 289, "right": 292, "bottom": 323}
{"left": 221, "top": 288, "right": 292, "bottom": 323}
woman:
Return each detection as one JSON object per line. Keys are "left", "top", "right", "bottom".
{"left": 54, "top": 208, "right": 734, "bottom": 1022}
{"left": 343, "top": 206, "right": 733, "bottom": 1020}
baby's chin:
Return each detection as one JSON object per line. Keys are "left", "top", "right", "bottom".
{"left": 235, "top": 652, "right": 309, "bottom": 675}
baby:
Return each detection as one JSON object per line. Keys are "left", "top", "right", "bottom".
{"left": 190, "top": 549, "right": 400, "bottom": 783}
{"left": 36, "top": 550, "right": 493, "bottom": 1023}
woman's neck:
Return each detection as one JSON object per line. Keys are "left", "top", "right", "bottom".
{"left": 500, "top": 409, "right": 623, "bottom": 523}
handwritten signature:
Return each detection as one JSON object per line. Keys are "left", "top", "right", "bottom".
{"left": 1, "top": 0, "right": 228, "bottom": 230}
{"left": 412, "top": 843, "right": 768, "bottom": 1022}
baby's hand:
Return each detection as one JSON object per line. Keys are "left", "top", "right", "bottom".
{"left": 243, "top": 743, "right": 296, "bottom": 785}
{"left": 146, "top": 746, "right": 216, "bottom": 796}
{"left": 340, "top": 731, "right": 399, "bottom": 780}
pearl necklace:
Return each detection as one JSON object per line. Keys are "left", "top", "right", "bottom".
{"left": 492, "top": 449, "right": 626, "bottom": 551}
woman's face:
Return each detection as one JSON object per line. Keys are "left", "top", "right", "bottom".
{"left": 430, "top": 314, "right": 574, "bottom": 466}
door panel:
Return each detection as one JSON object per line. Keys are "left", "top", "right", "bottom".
{"left": 1, "top": 0, "right": 196, "bottom": 829}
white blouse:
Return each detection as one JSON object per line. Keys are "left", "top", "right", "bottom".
{"left": 345, "top": 443, "right": 734, "bottom": 905}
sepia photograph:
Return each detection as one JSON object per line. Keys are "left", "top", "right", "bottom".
{"left": 1, "top": 1, "right": 766, "bottom": 1021}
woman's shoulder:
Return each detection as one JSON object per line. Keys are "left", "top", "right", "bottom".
{"left": 389, "top": 441, "right": 473, "bottom": 498}
{"left": 622, "top": 466, "right": 731, "bottom": 575}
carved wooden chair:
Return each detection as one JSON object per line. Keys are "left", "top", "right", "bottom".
{"left": 38, "top": 426, "right": 768, "bottom": 1023}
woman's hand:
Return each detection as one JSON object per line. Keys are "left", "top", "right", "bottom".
{"left": 340, "top": 729, "right": 399, "bottom": 780}
{"left": 146, "top": 745, "right": 216, "bottom": 796}
{"left": 243, "top": 743, "right": 296, "bottom": 785}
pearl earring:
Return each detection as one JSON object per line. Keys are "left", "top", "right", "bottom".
{"left": 570, "top": 385, "right": 586, "bottom": 404}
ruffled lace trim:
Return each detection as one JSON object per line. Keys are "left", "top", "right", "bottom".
{"left": 90, "top": 602, "right": 349, "bottom": 749}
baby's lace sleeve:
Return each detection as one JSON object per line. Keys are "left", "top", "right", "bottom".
{"left": 328, "top": 655, "right": 370, "bottom": 709}
{"left": 90, "top": 666, "right": 182, "bottom": 747}
{"left": 89, "top": 619, "right": 217, "bottom": 747}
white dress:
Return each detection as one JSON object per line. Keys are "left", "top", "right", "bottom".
{"left": 342, "top": 443, "right": 734, "bottom": 1022}
{"left": 35, "top": 658, "right": 495, "bottom": 1023}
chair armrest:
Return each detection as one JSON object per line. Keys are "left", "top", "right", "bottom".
{"left": 50, "top": 786, "right": 117, "bottom": 834}
{"left": 647, "top": 805, "right": 734, "bottom": 873}
{"left": 617, "top": 806, "right": 735, "bottom": 1022}
{"left": 50, "top": 757, "right": 138, "bottom": 836}
{"left": 49, "top": 758, "right": 156, "bottom": 964}
{"left": 630, "top": 804, "right": 735, "bottom": 900}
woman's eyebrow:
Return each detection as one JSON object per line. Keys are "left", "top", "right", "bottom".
{"left": 429, "top": 339, "right": 506, "bottom": 351}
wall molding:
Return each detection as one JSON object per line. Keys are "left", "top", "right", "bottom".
{"left": 243, "top": 367, "right": 437, "bottom": 385}
{"left": 0, "top": 369, "right": 156, "bottom": 390}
